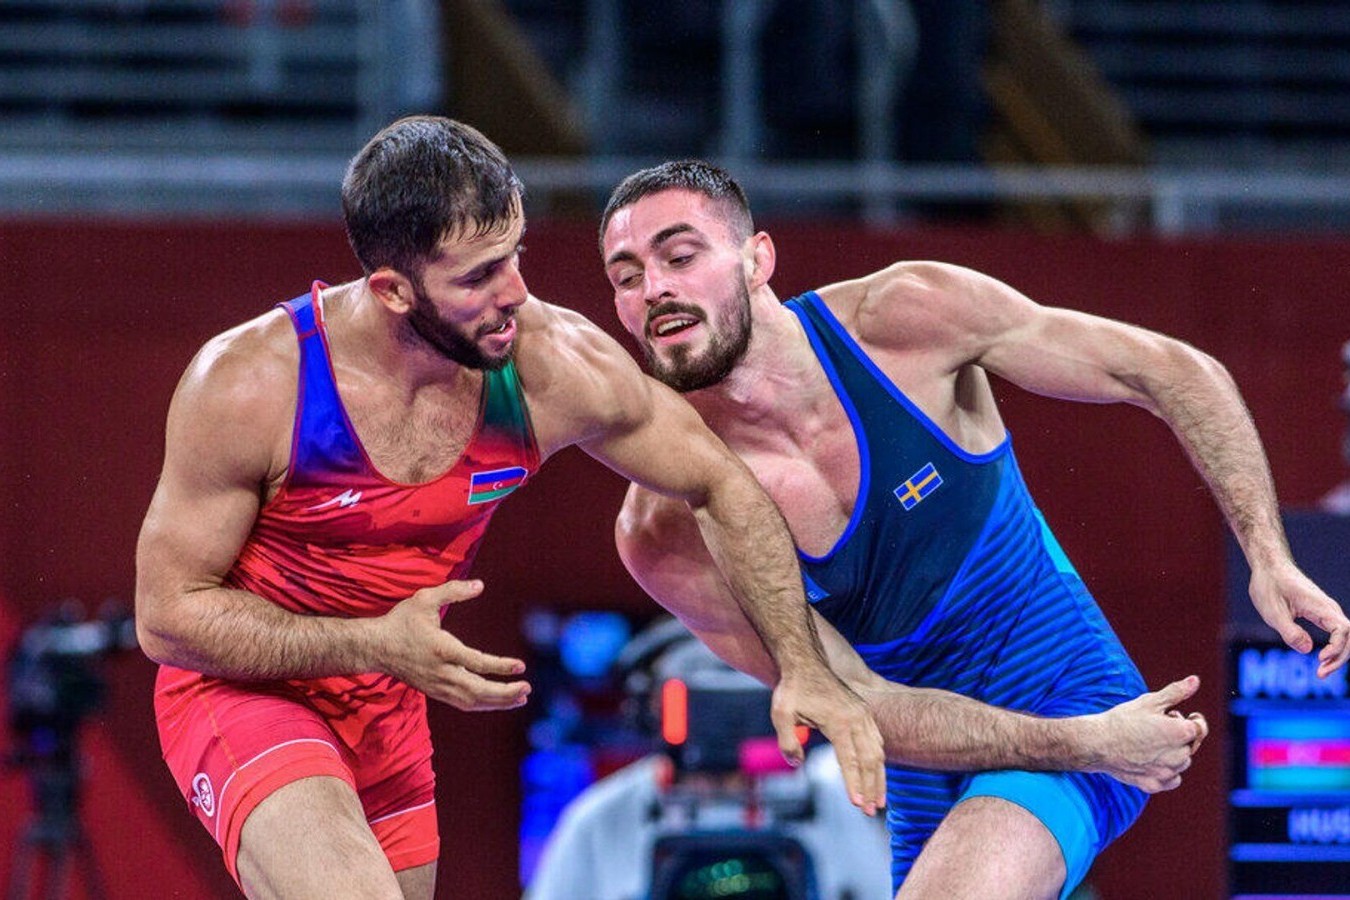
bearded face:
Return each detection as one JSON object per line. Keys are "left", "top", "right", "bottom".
{"left": 405, "top": 277, "right": 513, "bottom": 371}
{"left": 641, "top": 275, "right": 752, "bottom": 393}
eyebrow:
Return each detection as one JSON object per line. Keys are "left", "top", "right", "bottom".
{"left": 454, "top": 224, "right": 528, "bottom": 282}
{"left": 604, "top": 222, "right": 699, "bottom": 268}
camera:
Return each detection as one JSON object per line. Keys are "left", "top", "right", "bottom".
{"left": 7, "top": 599, "right": 137, "bottom": 771}
{"left": 650, "top": 831, "right": 815, "bottom": 900}
{"left": 4, "top": 600, "right": 138, "bottom": 898}
{"left": 622, "top": 624, "right": 819, "bottom": 899}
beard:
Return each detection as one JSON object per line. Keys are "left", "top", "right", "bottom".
{"left": 642, "top": 278, "right": 751, "bottom": 393}
{"left": 405, "top": 281, "right": 511, "bottom": 371}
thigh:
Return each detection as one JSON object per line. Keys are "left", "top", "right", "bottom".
{"left": 898, "top": 795, "right": 1064, "bottom": 900}
{"left": 237, "top": 775, "right": 404, "bottom": 900}
{"left": 395, "top": 861, "right": 437, "bottom": 900}
{"left": 155, "top": 673, "right": 357, "bottom": 885}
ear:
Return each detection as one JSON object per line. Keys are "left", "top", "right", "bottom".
{"left": 747, "top": 231, "right": 776, "bottom": 290}
{"left": 367, "top": 267, "right": 415, "bottom": 314}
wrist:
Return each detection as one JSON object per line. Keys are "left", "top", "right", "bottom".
{"left": 1236, "top": 521, "right": 1293, "bottom": 571}
{"left": 344, "top": 613, "right": 390, "bottom": 676}
{"left": 1027, "top": 713, "right": 1102, "bottom": 772}
{"left": 1057, "top": 714, "right": 1105, "bottom": 771}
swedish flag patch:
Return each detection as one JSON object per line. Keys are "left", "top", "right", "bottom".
{"left": 894, "top": 462, "right": 942, "bottom": 510}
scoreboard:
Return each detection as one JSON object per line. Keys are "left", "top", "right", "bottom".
{"left": 1229, "top": 637, "right": 1350, "bottom": 897}
{"left": 1228, "top": 512, "right": 1350, "bottom": 899}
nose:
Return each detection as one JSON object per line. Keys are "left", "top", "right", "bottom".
{"left": 642, "top": 268, "right": 674, "bottom": 306}
{"left": 498, "top": 258, "right": 528, "bottom": 309}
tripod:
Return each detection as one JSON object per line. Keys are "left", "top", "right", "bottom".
{"left": 5, "top": 605, "right": 134, "bottom": 899}
{"left": 6, "top": 752, "right": 108, "bottom": 899}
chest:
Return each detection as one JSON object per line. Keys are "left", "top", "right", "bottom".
{"left": 735, "top": 363, "right": 1000, "bottom": 559}
{"left": 740, "top": 412, "right": 861, "bottom": 559}
{"left": 342, "top": 378, "right": 483, "bottom": 484}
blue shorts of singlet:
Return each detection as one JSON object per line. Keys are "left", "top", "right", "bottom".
{"left": 957, "top": 769, "right": 1128, "bottom": 900}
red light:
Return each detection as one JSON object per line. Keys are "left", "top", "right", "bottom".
{"left": 661, "top": 679, "right": 688, "bottom": 745}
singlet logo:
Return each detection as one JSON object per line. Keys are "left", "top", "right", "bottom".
{"left": 191, "top": 772, "right": 216, "bottom": 818}
{"left": 802, "top": 570, "right": 830, "bottom": 603}
{"left": 894, "top": 462, "right": 943, "bottom": 510}
{"left": 468, "top": 466, "right": 529, "bottom": 505}
{"left": 305, "top": 488, "right": 364, "bottom": 512}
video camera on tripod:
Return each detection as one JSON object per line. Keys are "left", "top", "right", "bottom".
{"left": 618, "top": 620, "right": 820, "bottom": 900}
{"left": 5, "top": 599, "right": 138, "bottom": 900}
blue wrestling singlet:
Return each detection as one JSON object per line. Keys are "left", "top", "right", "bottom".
{"left": 784, "top": 291, "right": 1148, "bottom": 896}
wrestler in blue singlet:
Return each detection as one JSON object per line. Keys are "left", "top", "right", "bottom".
{"left": 785, "top": 291, "right": 1147, "bottom": 898}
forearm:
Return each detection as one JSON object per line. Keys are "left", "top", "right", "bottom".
{"left": 862, "top": 681, "right": 1100, "bottom": 771}
{"left": 1147, "top": 346, "right": 1288, "bottom": 566}
{"left": 137, "top": 584, "right": 384, "bottom": 680}
{"left": 808, "top": 609, "right": 1096, "bottom": 769}
{"left": 689, "top": 478, "right": 829, "bottom": 682}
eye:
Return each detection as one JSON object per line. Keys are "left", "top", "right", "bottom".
{"left": 670, "top": 254, "right": 692, "bottom": 266}
{"left": 610, "top": 268, "right": 640, "bottom": 289}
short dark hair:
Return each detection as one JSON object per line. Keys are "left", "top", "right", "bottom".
{"left": 341, "top": 116, "right": 523, "bottom": 277}
{"left": 599, "top": 159, "right": 754, "bottom": 251}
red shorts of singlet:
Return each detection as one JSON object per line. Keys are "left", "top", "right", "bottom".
{"left": 153, "top": 665, "right": 439, "bottom": 886}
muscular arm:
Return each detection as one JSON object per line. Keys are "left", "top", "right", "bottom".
{"left": 520, "top": 303, "right": 884, "bottom": 810}
{"left": 617, "top": 484, "right": 1205, "bottom": 792}
{"left": 134, "top": 319, "right": 527, "bottom": 709}
{"left": 849, "top": 261, "right": 1350, "bottom": 676}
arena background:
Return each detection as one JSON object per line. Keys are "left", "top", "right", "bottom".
{"left": 1, "top": 2, "right": 1348, "bottom": 898}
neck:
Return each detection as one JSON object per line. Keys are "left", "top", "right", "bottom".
{"left": 325, "top": 280, "right": 475, "bottom": 394}
{"left": 681, "top": 291, "right": 829, "bottom": 445}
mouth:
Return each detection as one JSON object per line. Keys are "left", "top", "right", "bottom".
{"left": 647, "top": 312, "right": 702, "bottom": 343}
{"left": 482, "top": 316, "right": 516, "bottom": 346}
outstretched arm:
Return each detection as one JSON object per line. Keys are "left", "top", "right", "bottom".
{"left": 827, "top": 624, "right": 1205, "bottom": 792}
{"left": 852, "top": 261, "right": 1350, "bottom": 676}
{"left": 521, "top": 306, "right": 885, "bottom": 814}
{"left": 134, "top": 320, "right": 529, "bottom": 711}
{"left": 595, "top": 380, "right": 885, "bottom": 811}
{"left": 617, "top": 484, "right": 1207, "bottom": 793}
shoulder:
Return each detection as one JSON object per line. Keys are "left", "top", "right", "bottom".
{"left": 614, "top": 482, "right": 730, "bottom": 622}
{"left": 515, "top": 295, "right": 629, "bottom": 365}
{"left": 513, "top": 296, "right": 662, "bottom": 455}
{"left": 816, "top": 260, "right": 1036, "bottom": 357}
{"left": 178, "top": 309, "right": 295, "bottom": 416}
{"left": 167, "top": 308, "right": 298, "bottom": 478}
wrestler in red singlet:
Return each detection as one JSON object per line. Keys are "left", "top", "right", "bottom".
{"left": 154, "top": 283, "right": 539, "bottom": 883}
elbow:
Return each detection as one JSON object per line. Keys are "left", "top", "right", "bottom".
{"left": 133, "top": 591, "right": 183, "bottom": 666}
{"left": 1195, "top": 346, "right": 1236, "bottom": 389}
{"left": 134, "top": 613, "right": 173, "bottom": 665}
{"left": 1134, "top": 337, "right": 1232, "bottom": 414}
{"left": 1169, "top": 336, "right": 1230, "bottom": 383}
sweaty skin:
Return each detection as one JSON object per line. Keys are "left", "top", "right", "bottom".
{"left": 137, "top": 213, "right": 887, "bottom": 821}
{"left": 600, "top": 185, "right": 1347, "bottom": 790}
{"left": 598, "top": 168, "right": 1347, "bottom": 899}
{"left": 601, "top": 188, "right": 1348, "bottom": 682}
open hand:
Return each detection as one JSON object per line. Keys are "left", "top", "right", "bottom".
{"left": 377, "top": 579, "right": 531, "bottom": 711}
{"left": 771, "top": 668, "right": 887, "bottom": 815}
{"left": 1249, "top": 563, "right": 1350, "bottom": 678}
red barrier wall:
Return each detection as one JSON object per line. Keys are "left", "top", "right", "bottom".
{"left": 0, "top": 216, "right": 1345, "bottom": 899}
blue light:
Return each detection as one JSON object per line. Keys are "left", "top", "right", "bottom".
{"left": 558, "top": 611, "right": 631, "bottom": 679}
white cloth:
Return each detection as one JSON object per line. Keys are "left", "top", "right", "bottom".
{"left": 524, "top": 747, "right": 893, "bottom": 900}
